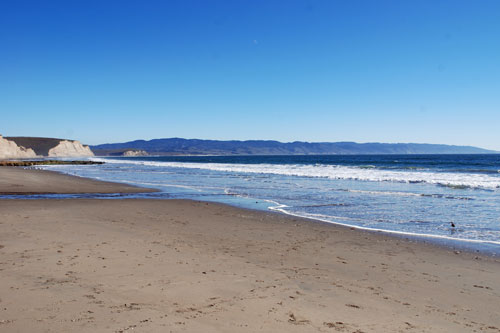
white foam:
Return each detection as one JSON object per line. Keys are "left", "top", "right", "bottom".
{"left": 269, "top": 204, "right": 500, "bottom": 246}
{"left": 346, "top": 189, "right": 423, "bottom": 197}
{"left": 130, "top": 181, "right": 202, "bottom": 191}
{"left": 92, "top": 158, "right": 500, "bottom": 190}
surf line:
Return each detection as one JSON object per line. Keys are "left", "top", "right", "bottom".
{"left": 267, "top": 203, "right": 500, "bottom": 246}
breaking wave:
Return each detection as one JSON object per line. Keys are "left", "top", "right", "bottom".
{"left": 92, "top": 158, "right": 500, "bottom": 190}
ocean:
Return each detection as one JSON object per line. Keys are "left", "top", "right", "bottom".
{"left": 37, "top": 154, "right": 500, "bottom": 253}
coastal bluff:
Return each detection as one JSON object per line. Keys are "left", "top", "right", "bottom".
{"left": 47, "top": 139, "right": 94, "bottom": 157}
{"left": 0, "top": 135, "right": 37, "bottom": 159}
{"left": 0, "top": 135, "right": 94, "bottom": 159}
{"left": 122, "top": 149, "right": 148, "bottom": 157}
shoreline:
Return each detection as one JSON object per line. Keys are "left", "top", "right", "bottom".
{"left": 0, "top": 167, "right": 158, "bottom": 194}
{"left": 1, "top": 167, "right": 500, "bottom": 331}
{"left": 4, "top": 166, "right": 499, "bottom": 256}
{"left": 269, "top": 206, "right": 500, "bottom": 257}
{"left": 2, "top": 198, "right": 500, "bottom": 332}
{"left": 3, "top": 166, "right": 500, "bottom": 256}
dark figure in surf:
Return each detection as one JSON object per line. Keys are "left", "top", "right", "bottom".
{"left": 450, "top": 222, "right": 456, "bottom": 235}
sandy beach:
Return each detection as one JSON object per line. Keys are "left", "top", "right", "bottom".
{"left": 1, "top": 168, "right": 500, "bottom": 332}
{"left": 0, "top": 167, "right": 157, "bottom": 194}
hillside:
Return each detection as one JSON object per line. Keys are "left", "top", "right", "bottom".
{"left": 91, "top": 138, "right": 497, "bottom": 156}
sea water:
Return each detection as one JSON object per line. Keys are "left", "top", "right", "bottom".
{"left": 37, "top": 154, "right": 500, "bottom": 253}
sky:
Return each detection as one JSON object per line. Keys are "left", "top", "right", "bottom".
{"left": 1, "top": 0, "right": 499, "bottom": 150}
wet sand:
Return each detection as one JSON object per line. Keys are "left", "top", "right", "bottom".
{"left": 0, "top": 167, "right": 156, "bottom": 194}
{"left": 0, "top": 168, "right": 499, "bottom": 332}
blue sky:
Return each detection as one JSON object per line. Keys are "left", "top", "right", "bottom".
{"left": 1, "top": 0, "right": 499, "bottom": 150}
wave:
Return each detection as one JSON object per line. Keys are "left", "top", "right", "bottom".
{"left": 91, "top": 158, "right": 500, "bottom": 190}
{"left": 447, "top": 168, "right": 500, "bottom": 174}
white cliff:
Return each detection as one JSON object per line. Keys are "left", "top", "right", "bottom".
{"left": 122, "top": 150, "right": 148, "bottom": 157}
{"left": 0, "top": 135, "right": 37, "bottom": 159}
{"left": 48, "top": 140, "right": 94, "bottom": 157}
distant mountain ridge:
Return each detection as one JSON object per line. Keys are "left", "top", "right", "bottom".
{"left": 91, "top": 138, "right": 497, "bottom": 156}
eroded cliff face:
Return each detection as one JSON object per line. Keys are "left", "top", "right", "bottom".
{"left": 0, "top": 135, "right": 37, "bottom": 159}
{"left": 122, "top": 150, "right": 148, "bottom": 157}
{"left": 48, "top": 140, "right": 94, "bottom": 157}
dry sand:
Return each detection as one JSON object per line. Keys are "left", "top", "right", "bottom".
{"left": 1, "top": 168, "right": 500, "bottom": 332}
